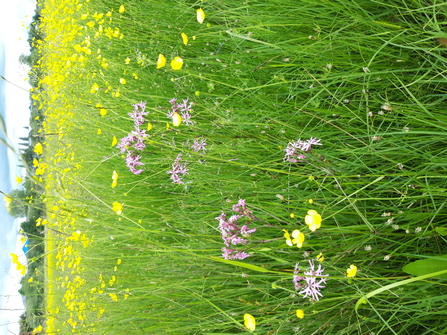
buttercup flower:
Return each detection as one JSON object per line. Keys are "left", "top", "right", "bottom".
{"left": 196, "top": 8, "right": 205, "bottom": 23}
{"left": 316, "top": 252, "right": 324, "bottom": 262}
{"left": 305, "top": 209, "right": 322, "bottom": 232}
{"left": 112, "top": 202, "right": 123, "bottom": 215}
{"left": 172, "top": 112, "right": 182, "bottom": 127}
{"left": 111, "top": 171, "right": 118, "bottom": 188}
{"left": 15, "top": 176, "right": 23, "bottom": 185}
{"left": 181, "top": 32, "right": 188, "bottom": 46}
{"left": 243, "top": 313, "right": 256, "bottom": 331}
{"left": 346, "top": 264, "right": 357, "bottom": 278}
{"left": 296, "top": 309, "right": 305, "bottom": 319}
{"left": 119, "top": 5, "right": 125, "bottom": 13}
{"left": 156, "top": 54, "right": 166, "bottom": 69}
{"left": 170, "top": 56, "right": 184, "bottom": 70}
{"left": 282, "top": 229, "right": 305, "bottom": 248}
{"left": 34, "top": 142, "right": 43, "bottom": 155}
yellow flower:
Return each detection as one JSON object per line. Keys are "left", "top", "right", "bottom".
{"left": 147, "top": 123, "right": 153, "bottom": 131}
{"left": 97, "top": 128, "right": 102, "bottom": 135}
{"left": 243, "top": 313, "right": 256, "bottom": 331}
{"left": 196, "top": 8, "right": 205, "bottom": 23}
{"left": 125, "top": 57, "right": 131, "bottom": 64}
{"left": 109, "top": 292, "right": 118, "bottom": 301}
{"left": 100, "top": 108, "right": 107, "bottom": 117}
{"left": 172, "top": 112, "right": 182, "bottom": 127}
{"left": 282, "top": 229, "right": 304, "bottom": 248}
{"left": 34, "top": 142, "right": 43, "bottom": 155}
{"left": 156, "top": 54, "right": 166, "bottom": 69}
{"left": 111, "top": 170, "right": 118, "bottom": 188}
{"left": 117, "top": 259, "right": 122, "bottom": 265}
{"left": 120, "top": 78, "right": 126, "bottom": 84}
{"left": 28, "top": 277, "right": 33, "bottom": 283}
{"left": 290, "top": 213, "right": 295, "bottom": 218}
{"left": 15, "top": 176, "right": 23, "bottom": 185}
{"left": 308, "top": 199, "right": 314, "bottom": 204}
{"left": 170, "top": 56, "right": 184, "bottom": 70}
{"left": 346, "top": 264, "right": 357, "bottom": 278}
{"left": 316, "top": 252, "right": 324, "bottom": 262}
{"left": 296, "top": 309, "right": 305, "bottom": 319}
{"left": 304, "top": 209, "right": 322, "bottom": 232}
{"left": 166, "top": 122, "right": 170, "bottom": 131}
{"left": 119, "top": 5, "right": 125, "bottom": 13}
{"left": 111, "top": 136, "right": 118, "bottom": 147}
{"left": 181, "top": 32, "right": 188, "bottom": 46}
{"left": 112, "top": 202, "right": 123, "bottom": 215}
{"left": 32, "top": 325, "right": 42, "bottom": 332}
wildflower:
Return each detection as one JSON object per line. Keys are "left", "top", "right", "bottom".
{"left": 126, "top": 151, "right": 144, "bottom": 175}
{"left": 316, "top": 253, "right": 324, "bottom": 262}
{"left": 167, "top": 154, "right": 188, "bottom": 184}
{"left": 243, "top": 314, "right": 256, "bottom": 331}
{"left": 109, "top": 292, "right": 118, "bottom": 301}
{"left": 296, "top": 309, "right": 305, "bottom": 319}
{"left": 170, "top": 56, "right": 184, "bottom": 70}
{"left": 305, "top": 210, "right": 322, "bottom": 232}
{"left": 111, "top": 136, "right": 118, "bottom": 147}
{"left": 364, "top": 245, "right": 372, "bottom": 251}
{"left": 290, "top": 213, "right": 295, "bottom": 218}
{"left": 191, "top": 137, "right": 207, "bottom": 153}
{"left": 111, "top": 171, "right": 118, "bottom": 188}
{"left": 112, "top": 202, "right": 123, "bottom": 215}
{"left": 172, "top": 112, "right": 182, "bottom": 126}
{"left": 384, "top": 254, "right": 391, "bottom": 261}
{"left": 346, "top": 264, "right": 357, "bottom": 278}
{"left": 282, "top": 229, "right": 305, "bottom": 248}
{"left": 120, "top": 78, "right": 126, "bottom": 84}
{"left": 34, "top": 142, "right": 43, "bottom": 155}
{"left": 181, "top": 32, "right": 188, "bottom": 46}
{"left": 119, "top": 5, "right": 125, "bottom": 13}
{"left": 284, "top": 137, "right": 322, "bottom": 162}
{"left": 15, "top": 176, "right": 23, "bottom": 185}
{"left": 156, "top": 54, "right": 166, "bottom": 69}
{"left": 97, "top": 129, "right": 102, "bottom": 135}
{"left": 196, "top": 8, "right": 206, "bottom": 23}
{"left": 222, "top": 247, "right": 249, "bottom": 260}
{"left": 295, "top": 260, "right": 329, "bottom": 301}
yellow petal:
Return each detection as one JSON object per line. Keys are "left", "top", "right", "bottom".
{"left": 172, "top": 112, "right": 182, "bottom": 127}
{"left": 243, "top": 314, "right": 256, "bottom": 331}
{"left": 111, "top": 136, "right": 117, "bottom": 147}
{"left": 196, "top": 8, "right": 205, "bottom": 24}
{"left": 119, "top": 5, "right": 125, "bottom": 13}
{"left": 181, "top": 32, "right": 189, "bottom": 46}
{"left": 296, "top": 309, "right": 305, "bottom": 319}
{"left": 170, "top": 56, "right": 184, "bottom": 70}
{"left": 156, "top": 54, "right": 166, "bottom": 69}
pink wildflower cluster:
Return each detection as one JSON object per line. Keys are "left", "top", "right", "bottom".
{"left": 168, "top": 98, "right": 195, "bottom": 126}
{"left": 117, "top": 102, "right": 150, "bottom": 175}
{"left": 167, "top": 154, "right": 188, "bottom": 184}
{"left": 216, "top": 199, "right": 258, "bottom": 260}
{"left": 191, "top": 137, "right": 207, "bottom": 153}
{"left": 293, "top": 260, "right": 329, "bottom": 301}
{"left": 284, "top": 137, "right": 322, "bottom": 162}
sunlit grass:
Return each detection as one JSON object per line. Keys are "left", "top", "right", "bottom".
{"left": 26, "top": 0, "right": 447, "bottom": 333}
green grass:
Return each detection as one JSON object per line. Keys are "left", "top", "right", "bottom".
{"left": 24, "top": 0, "right": 447, "bottom": 333}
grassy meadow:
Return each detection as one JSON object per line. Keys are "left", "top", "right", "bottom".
{"left": 21, "top": 0, "right": 447, "bottom": 333}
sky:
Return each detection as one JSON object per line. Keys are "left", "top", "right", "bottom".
{"left": 0, "top": 0, "right": 37, "bottom": 334}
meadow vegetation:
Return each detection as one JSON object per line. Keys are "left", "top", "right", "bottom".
{"left": 7, "top": 0, "right": 447, "bottom": 334}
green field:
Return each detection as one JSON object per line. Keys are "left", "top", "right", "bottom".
{"left": 18, "top": 0, "right": 447, "bottom": 333}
